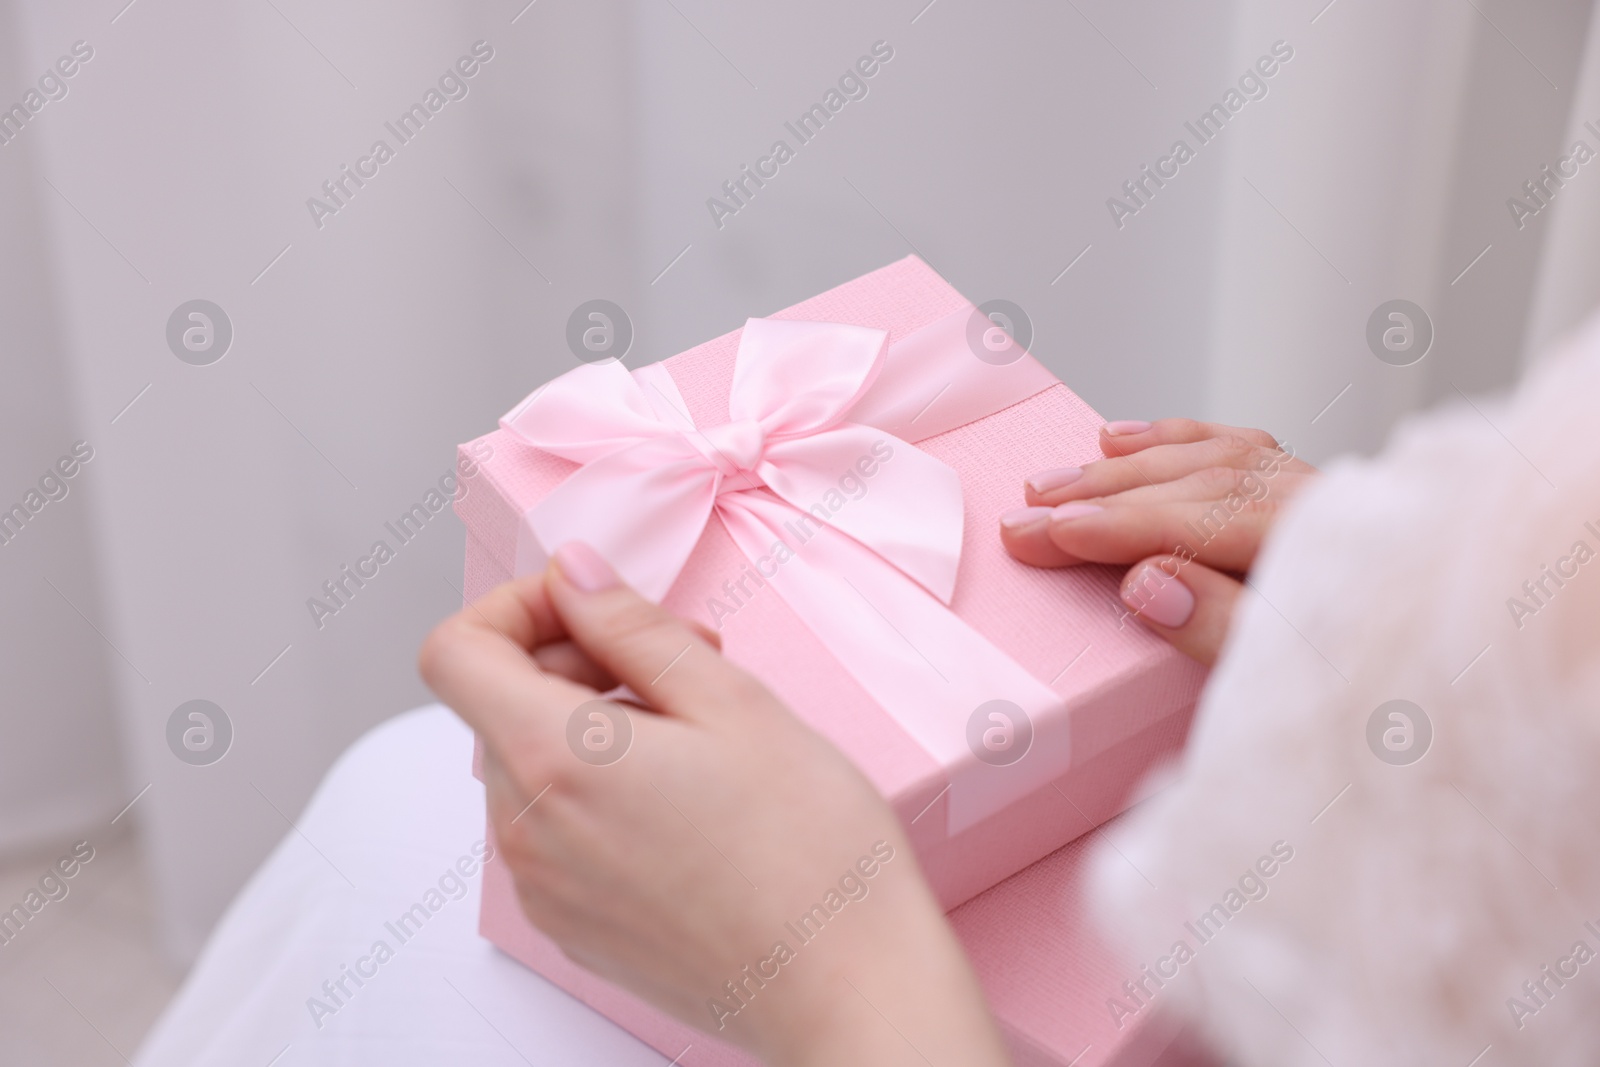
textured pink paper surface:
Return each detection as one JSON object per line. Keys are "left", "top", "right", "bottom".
{"left": 455, "top": 256, "right": 1210, "bottom": 1065}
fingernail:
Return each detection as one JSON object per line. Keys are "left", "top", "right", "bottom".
{"left": 553, "top": 541, "right": 619, "bottom": 592}
{"left": 1026, "top": 467, "right": 1084, "bottom": 495}
{"left": 1051, "top": 503, "right": 1103, "bottom": 521}
{"left": 1000, "top": 506, "right": 1054, "bottom": 531}
{"left": 1122, "top": 563, "right": 1194, "bottom": 628}
{"left": 1103, "top": 420, "right": 1151, "bottom": 436}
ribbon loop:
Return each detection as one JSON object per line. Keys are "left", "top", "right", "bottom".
{"left": 728, "top": 319, "right": 890, "bottom": 436}
{"left": 501, "top": 317, "right": 966, "bottom": 602}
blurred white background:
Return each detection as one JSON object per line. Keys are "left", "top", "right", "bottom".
{"left": 3, "top": 0, "right": 1600, "bottom": 1060}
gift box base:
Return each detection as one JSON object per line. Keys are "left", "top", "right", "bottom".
{"left": 480, "top": 807, "right": 1218, "bottom": 1067}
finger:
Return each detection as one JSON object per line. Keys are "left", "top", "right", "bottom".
{"left": 1024, "top": 438, "right": 1309, "bottom": 507}
{"left": 688, "top": 619, "right": 723, "bottom": 651}
{"left": 1102, "top": 470, "right": 1312, "bottom": 510}
{"left": 531, "top": 641, "right": 617, "bottom": 692}
{"left": 1098, "top": 418, "right": 1282, "bottom": 458}
{"left": 1119, "top": 556, "right": 1243, "bottom": 667}
{"left": 998, "top": 506, "right": 1083, "bottom": 567}
{"left": 422, "top": 573, "right": 566, "bottom": 698}
{"left": 531, "top": 621, "right": 721, "bottom": 693}
{"left": 419, "top": 575, "right": 597, "bottom": 755}
{"left": 1047, "top": 500, "right": 1276, "bottom": 572}
{"left": 545, "top": 542, "right": 767, "bottom": 724}
{"left": 422, "top": 568, "right": 728, "bottom": 747}
{"left": 1056, "top": 467, "right": 1314, "bottom": 512}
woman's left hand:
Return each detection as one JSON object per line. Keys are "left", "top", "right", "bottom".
{"left": 1000, "top": 419, "right": 1320, "bottom": 664}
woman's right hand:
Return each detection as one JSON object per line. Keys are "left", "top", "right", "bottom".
{"left": 419, "top": 545, "right": 1012, "bottom": 1067}
{"left": 999, "top": 419, "right": 1320, "bottom": 665}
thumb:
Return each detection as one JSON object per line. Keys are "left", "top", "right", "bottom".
{"left": 545, "top": 541, "right": 768, "bottom": 723}
{"left": 1118, "top": 556, "right": 1242, "bottom": 667}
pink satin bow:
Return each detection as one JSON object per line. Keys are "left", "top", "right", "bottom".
{"left": 501, "top": 318, "right": 966, "bottom": 605}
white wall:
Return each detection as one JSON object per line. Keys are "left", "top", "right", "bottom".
{"left": 12, "top": 0, "right": 639, "bottom": 961}
{"left": 0, "top": 0, "right": 126, "bottom": 854}
{"left": 1211, "top": 0, "right": 1595, "bottom": 458}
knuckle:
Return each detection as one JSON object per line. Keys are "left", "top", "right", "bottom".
{"left": 507, "top": 763, "right": 557, "bottom": 806}
{"left": 491, "top": 748, "right": 567, "bottom": 811}
{"left": 1157, "top": 417, "right": 1203, "bottom": 440}
{"left": 1212, "top": 435, "right": 1257, "bottom": 464}
{"left": 496, "top": 821, "right": 539, "bottom": 870}
{"left": 722, "top": 666, "right": 774, "bottom": 709}
{"left": 1196, "top": 466, "right": 1245, "bottom": 494}
{"left": 1099, "top": 457, "right": 1134, "bottom": 483}
{"left": 1207, "top": 466, "right": 1275, "bottom": 508}
{"left": 600, "top": 598, "right": 679, "bottom": 650}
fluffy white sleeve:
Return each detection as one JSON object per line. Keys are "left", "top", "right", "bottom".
{"left": 1091, "top": 317, "right": 1600, "bottom": 1066}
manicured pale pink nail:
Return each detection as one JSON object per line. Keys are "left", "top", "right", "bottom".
{"left": 553, "top": 541, "right": 619, "bottom": 592}
{"left": 1122, "top": 564, "right": 1194, "bottom": 628}
{"left": 1000, "top": 506, "right": 1053, "bottom": 531}
{"left": 1051, "top": 503, "right": 1103, "bottom": 521}
{"left": 1026, "top": 467, "right": 1084, "bottom": 494}
{"left": 1103, "top": 420, "right": 1152, "bottom": 436}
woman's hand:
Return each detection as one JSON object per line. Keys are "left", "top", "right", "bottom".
{"left": 1000, "top": 419, "right": 1319, "bottom": 665}
{"left": 419, "top": 542, "right": 1011, "bottom": 1067}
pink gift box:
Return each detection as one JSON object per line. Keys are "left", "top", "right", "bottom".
{"left": 455, "top": 255, "right": 1208, "bottom": 1065}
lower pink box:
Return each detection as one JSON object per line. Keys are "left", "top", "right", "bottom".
{"left": 474, "top": 745, "right": 1214, "bottom": 1067}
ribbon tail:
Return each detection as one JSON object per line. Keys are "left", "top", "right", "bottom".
{"left": 502, "top": 360, "right": 674, "bottom": 464}
{"left": 521, "top": 437, "right": 718, "bottom": 602}
{"left": 758, "top": 425, "right": 964, "bottom": 604}
{"left": 845, "top": 303, "right": 1060, "bottom": 444}
{"left": 716, "top": 491, "right": 1068, "bottom": 834}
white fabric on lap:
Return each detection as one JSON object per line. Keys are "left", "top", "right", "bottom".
{"left": 133, "top": 705, "right": 664, "bottom": 1067}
